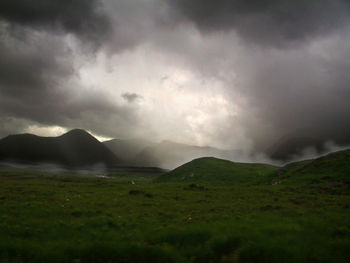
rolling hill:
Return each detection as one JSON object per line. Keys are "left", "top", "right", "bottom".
{"left": 155, "top": 157, "right": 278, "bottom": 185}
{"left": 157, "top": 149, "right": 350, "bottom": 186}
{"left": 275, "top": 149, "right": 350, "bottom": 185}
{"left": 0, "top": 129, "right": 120, "bottom": 168}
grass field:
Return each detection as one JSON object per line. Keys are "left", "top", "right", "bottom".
{"left": 0, "top": 158, "right": 350, "bottom": 262}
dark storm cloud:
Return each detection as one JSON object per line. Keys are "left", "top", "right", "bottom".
{"left": 0, "top": 31, "right": 137, "bottom": 137}
{"left": 0, "top": 31, "right": 72, "bottom": 98}
{"left": 0, "top": 25, "right": 75, "bottom": 124}
{"left": 169, "top": 0, "right": 350, "bottom": 47}
{"left": 0, "top": 0, "right": 136, "bottom": 139}
{"left": 0, "top": 0, "right": 110, "bottom": 43}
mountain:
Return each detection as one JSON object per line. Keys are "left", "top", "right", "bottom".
{"left": 0, "top": 129, "right": 120, "bottom": 167}
{"left": 155, "top": 157, "right": 278, "bottom": 185}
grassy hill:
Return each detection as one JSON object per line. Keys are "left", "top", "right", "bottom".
{"left": 155, "top": 157, "right": 278, "bottom": 185}
{"left": 275, "top": 149, "right": 350, "bottom": 185}
{"left": 156, "top": 149, "right": 350, "bottom": 187}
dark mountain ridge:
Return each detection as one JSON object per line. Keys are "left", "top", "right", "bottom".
{"left": 0, "top": 129, "right": 120, "bottom": 168}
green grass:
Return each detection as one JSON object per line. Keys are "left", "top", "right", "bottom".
{"left": 0, "top": 162, "right": 350, "bottom": 262}
{"left": 274, "top": 149, "right": 350, "bottom": 185}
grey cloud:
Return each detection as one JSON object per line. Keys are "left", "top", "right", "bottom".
{"left": 0, "top": 0, "right": 141, "bottom": 140}
{"left": 169, "top": 0, "right": 350, "bottom": 47}
{"left": 227, "top": 37, "right": 350, "bottom": 155}
{"left": 0, "top": 116, "right": 33, "bottom": 138}
{"left": 142, "top": 0, "right": 350, "bottom": 157}
{"left": 0, "top": 0, "right": 111, "bottom": 43}
{"left": 101, "top": 0, "right": 176, "bottom": 53}
{"left": 144, "top": 12, "right": 350, "bottom": 157}
{"left": 0, "top": 26, "right": 138, "bottom": 140}
{"left": 0, "top": 30, "right": 73, "bottom": 98}
{"left": 0, "top": 81, "right": 140, "bottom": 140}
{"left": 0, "top": 28, "right": 73, "bottom": 122}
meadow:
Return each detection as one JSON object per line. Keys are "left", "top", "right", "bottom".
{"left": 0, "top": 161, "right": 349, "bottom": 263}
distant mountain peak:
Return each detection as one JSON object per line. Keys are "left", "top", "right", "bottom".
{"left": 59, "top": 129, "right": 100, "bottom": 142}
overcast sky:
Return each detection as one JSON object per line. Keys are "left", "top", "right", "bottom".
{"left": 1, "top": 0, "right": 350, "bottom": 156}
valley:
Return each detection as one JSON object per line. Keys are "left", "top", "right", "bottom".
{"left": 0, "top": 149, "right": 349, "bottom": 262}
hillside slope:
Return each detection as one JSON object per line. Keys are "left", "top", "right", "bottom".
{"left": 155, "top": 157, "right": 278, "bottom": 185}
{"left": 275, "top": 149, "right": 350, "bottom": 185}
{"left": 157, "top": 149, "right": 350, "bottom": 186}
{"left": 0, "top": 129, "right": 120, "bottom": 167}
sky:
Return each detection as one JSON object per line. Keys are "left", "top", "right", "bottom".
{"left": 1, "top": 0, "right": 350, "bottom": 159}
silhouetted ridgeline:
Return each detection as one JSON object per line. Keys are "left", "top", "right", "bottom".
{"left": 0, "top": 129, "right": 120, "bottom": 168}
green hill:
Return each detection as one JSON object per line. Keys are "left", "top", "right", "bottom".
{"left": 155, "top": 157, "right": 278, "bottom": 185}
{"left": 275, "top": 149, "right": 350, "bottom": 185}
{"left": 156, "top": 149, "right": 350, "bottom": 186}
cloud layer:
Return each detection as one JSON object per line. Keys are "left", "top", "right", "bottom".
{"left": 0, "top": 0, "right": 110, "bottom": 42}
{"left": 169, "top": 0, "right": 350, "bottom": 47}
{"left": 1, "top": 0, "right": 350, "bottom": 164}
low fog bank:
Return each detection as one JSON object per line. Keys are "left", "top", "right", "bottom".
{"left": 0, "top": 161, "right": 110, "bottom": 176}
